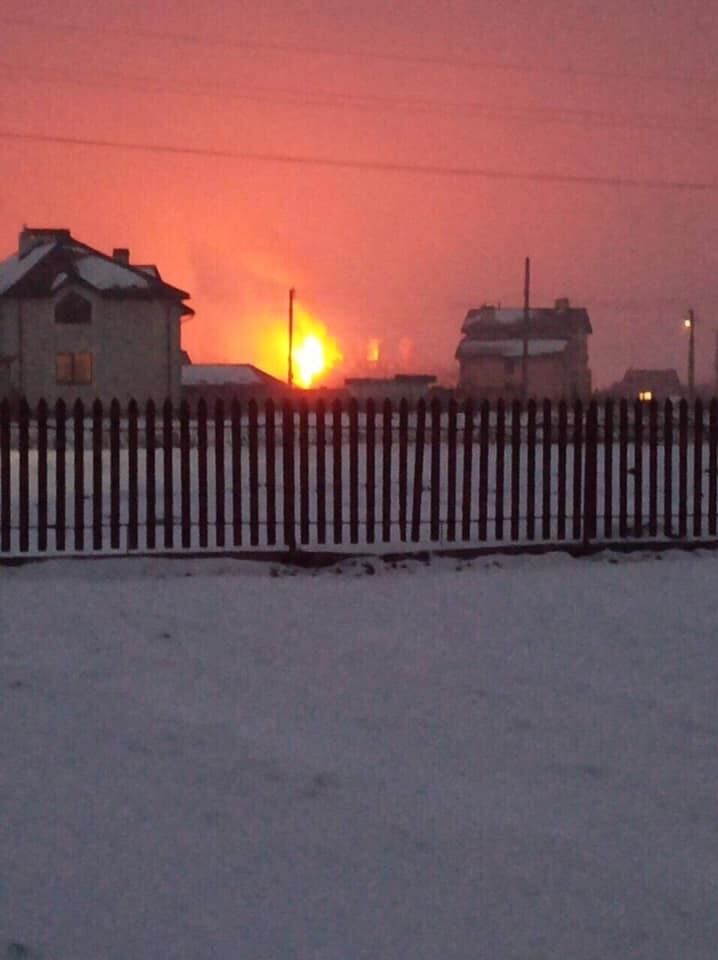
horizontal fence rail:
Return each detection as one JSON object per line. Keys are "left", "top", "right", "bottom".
{"left": 1, "top": 395, "right": 717, "bottom": 556}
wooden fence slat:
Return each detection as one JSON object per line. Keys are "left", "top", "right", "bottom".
{"left": 478, "top": 400, "right": 490, "bottom": 541}
{"left": 648, "top": 400, "right": 658, "bottom": 538}
{"left": 510, "top": 400, "right": 521, "bottom": 541}
{"left": 37, "top": 399, "right": 48, "bottom": 552}
{"left": 411, "top": 398, "right": 426, "bottom": 542}
{"left": 633, "top": 399, "right": 643, "bottom": 537}
{"left": 282, "top": 400, "right": 296, "bottom": 550}
{"left": 349, "top": 399, "right": 359, "bottom": 544}
{"left": 249, "top": 400, "right": 259, "bottom": 546}
{"left": 583, "top": 400, "right": 598, "bottom": 543}
{"left": 663, "top": 399, "right": 673, "bottom": 537}
{"left": 693, "top": 398, "right": 703, "bottom": 537}
{"left": 299, "top": 400, "right": 310, "bottom": 545}
{"left": 316, "top": 399, "right": 326, "bottom": 544}
{"left": 145, "top": 400, "right": 156, "bottom": 550}
{"left": 366, "top": 399, "right": 376, "bottom": 544}
{"left": 265, "top": 400, "right": 277, "bottom": 546}
{"left": 382, "top": 399, "right": 392, "bottom": 543}
{"left": 231, "top": 398, "right": 242, "bottom": 547}
{"left": 618, "top": 399, "right": 628, "bottom": 538}
{"left": 179, "top": 400, "right": 191, "bottom": 549}
{"left": 128, "top": 399, "right": 138, "bottom": 551}
{"left": 446, "top": 398, "right": 457, "bottom": 542}
{"left": 678, "top": 399, "right": 688, "bottom": 538}
{"left": 92, "top": 398, "right": 103, "bottom": 550}
{"left": 18, "top": 399, "right": 29, "bottom": 552}
{"left": 572, "top": 400, "right": 583, "bottom": 541}
{"left": 55, "top": 399, "right": 66, "bottom": 552}
{"left": 542, "top": 399, "right": 552, "bottom": 540}
{"left": 603, "top": 400, "right": 613, "bottom": 539}
{"left": 557, "top": 401, "right": 567, "bottom": 540}
{"left": 399, "top": 399, "right": 409, "bottom": 541}
{"left": 495, "top": 400, "right": 507, "bottom": 540}
{"left": 332, "top": 399, "right": 343, "bottom": 544}
{"left": 461, "top": 399, "right": 473, "bottom": 541}
{"left": 214, "top": 398, "right": 226, "bottom": 549}
{"left": 110, "top": 399, "right": 121, "bottom": 550}
{"left": 0, "top": 398, "right": 10, "bottom": 552}
{"left": 162, "top": 398, "right": 174, "bottom": 549}
{"left": 526, "top": 399, "right": 536, "bottom": 541}
{"left": 430, "top": 396, "right": 441, "bottom": 542}
{"left": 73, "top": 399, "right": 85, "bottom": 552}
{"left": 197, "top": 397, "right": 208, "bottom": 549}
{"left": 709, "top": 398, "right": 718, "bottom": 536}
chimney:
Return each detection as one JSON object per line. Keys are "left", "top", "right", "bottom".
{"left": 113, "top": 248, "right": 130, "bottom": 265}
{"left": 554, "top": 297, "right": 570, "bottom": 312}
{"left": 18, "top": 227, "right": 71, "bottom": 258}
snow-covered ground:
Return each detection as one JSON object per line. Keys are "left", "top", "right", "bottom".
{"left": 2, "top": 549, "right": 717, "bottom": 959}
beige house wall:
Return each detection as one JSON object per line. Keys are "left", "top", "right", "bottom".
{"left": 0, "top": 287, "right": 183, "bottom": 406}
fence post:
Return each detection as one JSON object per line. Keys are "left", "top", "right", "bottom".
{"left": 557, "top": 400, "right": 567, "bottom": 540}
{"left": 542, "top": 399, "right": 552, "bottom": 540}
{"left": 583, "top": 400, "right": 598, "bottom": 545}
{"left": 447, "top": 397, "right": 457, "bottom": 542}
{"left": 349, "top": 398, "right": 359, "bottom": 544}
{"left": 73, "top": 398, "right": 85, "bottom": 552}
{"left": 366, "top": 398, "right": 376, "bottom": 544}
{"left": 162, "top": 398, "right": 174, "bottom": 549}
{"left": 248, "top": 399, "right": 259, "bottom": 545}
{"left": 633, "top": 399, "right": 643, "bottom": 537}
{"left": 510, "top": 399, "right": 521, "bottom": 541}
{"left": 110, "top": 398, "right": 121, "bottom": 550}
{"left": 231, "top": 398, "right": 242, "bottom": 547}
{"left": 179, "top": 398, "right": 191, "bottom": 549}
{"left": 618, "top": 399, "right": 628, "bottom": 538}
{"left": 37, "top": 399, "right": 48, "bottom": 552}
{"left": 411, "top": 398, "right": 426, "bottom": 542}
{"left": 282, "top": 399, "right": 296, "bottom": 552}
{"left": 495, "top": 399, "right": 505, "bottom": 540}
{"left": 332, "top": 398, "right": 343, "bottom": 544}
{"left": 603, "top": 400, "right": 613, "bottom": 539}
{"left": 678, "top": 399, "right": 688, "bottom": 538}
{"left": 128, "top": 399, "right": 138, "bottom": 551}
{"left": 0, "top": 397, "right": 11, "bottom": 552}
{"left": 461, "top": 398, "right": 473, "bottom": 542}
{"left": 214, "top": 398, "right": 226, "bottom": 549}
{"left": 709, "top": 398, "right": 717, "bottom": 537}
{"left": 526, "top": 399, "right": 536, "bottom": 541}
{"left": 398, "top": 398, "right": 409, "bottom": 541}
{"left": 572, "top": 399, "right": 583, "bottom": 541}
{"left": 478, "top": 399, "right": 489, "bottom": 541}
{"left": 197, "top": 397, "right": 208, "bottom": 549}
{"left": 145, "top": 399, "right": 156, "bottom": 550}
{"left": 663, "top": 399, "right": 673, "bottom": 537}
{"left": 55, "top": 399, "right": 67, "bottom": 552}
{"left": 693, "top": 398, "right": 703, "bottom": 537}
{"left": 430, "top": 395, "right": 442, "bottom": 542}
{"left": 299, "top": 398, "right": 310, "bottom": 545}
{"left": 316, "top": 399, "right": 326, "bottom": 544}
{"left": 648, "top": 399, "right": 658, "bottom": 538}
{"left": 382, "top": 399, "right": 392, "bottom": 543}
{"left": 92, "top": 398, "right": 103, "bottom": 550}
{"left": 265, "top": 399, "right": 276, "bottom": 547}
{"left": 18, "top": 398, "right": 29, "bottom": 553}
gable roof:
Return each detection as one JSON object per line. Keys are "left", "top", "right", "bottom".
{"left": 0, "top": 228, "right": 193, "bottom": 313}
{"left": 610, "top": 368, "right": 683, "bottom": 396}
{"left": 461, "top": 303, "right": 592, "bottom": 338}
{"left": 181, "top": 364, "right": 287, "bottom": 388}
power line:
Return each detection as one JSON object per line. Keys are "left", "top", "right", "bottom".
{"left": 0, "top": 128, "right": 716, "bottom": 191}
{"left": 1, "top": 61, "right": 717, "bottom": 138}
{"left": 1, "top": 14, "right": 716, "bottom": 88}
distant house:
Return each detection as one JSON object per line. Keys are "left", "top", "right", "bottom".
{"left": 606, "top": 368, "right": 683, "bottom": 402}
{"left": 344, "top": 374, "right": 436, "bottom": 407}
{"left": 181, "top": 363, "right": 290, "bottom": 407}
{"left": 0, "top": 227, "right": 193, "bottom": 406}
{"left": 455, "top": 298, "right": 592, "bottom": 402}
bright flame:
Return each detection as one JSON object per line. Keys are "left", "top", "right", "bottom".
{"left": 294, "top": 334, "right": 326, "bottom": 388}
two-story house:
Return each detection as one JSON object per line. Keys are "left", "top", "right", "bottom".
{"left": 0, "top": 227, "right": 193, "bottom": 406}
{"left": 455, "top": 298, "right": 592, "bottom": 402}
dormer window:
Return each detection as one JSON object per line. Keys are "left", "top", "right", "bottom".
{"left": 55, "top": 291, "right": 91, "bottom": 324}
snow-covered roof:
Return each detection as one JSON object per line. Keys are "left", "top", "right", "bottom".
{"left": 182, "top": 364, "right": 284, "bottom": 387}
{"left": 456, "top": 338, "right": 568, "bottom": 359}
{"left": 74, "top": 254, "right": 150, "bottom": 291}
{"left": 0, "top": 229, "right": 191, "bottom": 307}
{"left": 0, "top": 242, "right": 55, "bottom": 295}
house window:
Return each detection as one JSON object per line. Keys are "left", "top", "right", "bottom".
{"left": 638, "top": 390, "right": 653, "bottom": 402}
{"left": 56, "top": 352, "right": 93, "bottom": 385}
{"left": 55, "top": 292, "right": 92, "bottom": 324}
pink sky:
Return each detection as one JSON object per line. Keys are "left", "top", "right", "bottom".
{"left": 1, "top": 0, "right": 717, "bottom": 388}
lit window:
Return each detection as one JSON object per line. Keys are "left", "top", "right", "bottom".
{"left": 638, "top": 390, "right": 653, "bottom": 402}
{"left": 56, "top": 352, "right": 93, "bottom": 385}
{"left": 55, "top": 292, "right": 92, "bottom": 324}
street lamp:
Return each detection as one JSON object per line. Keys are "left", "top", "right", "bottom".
{"left": 684, "top": 308, "right": 695, "bottom": 403}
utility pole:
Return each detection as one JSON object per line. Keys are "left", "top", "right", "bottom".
{"left": 521, "top": 257, "right": 530, "bottom": 404}
{"left": 685, "top": 307, "right": 695, "bottom": 403}
{"left": 288, "top": 287, "right": 295, "bottom": 389}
